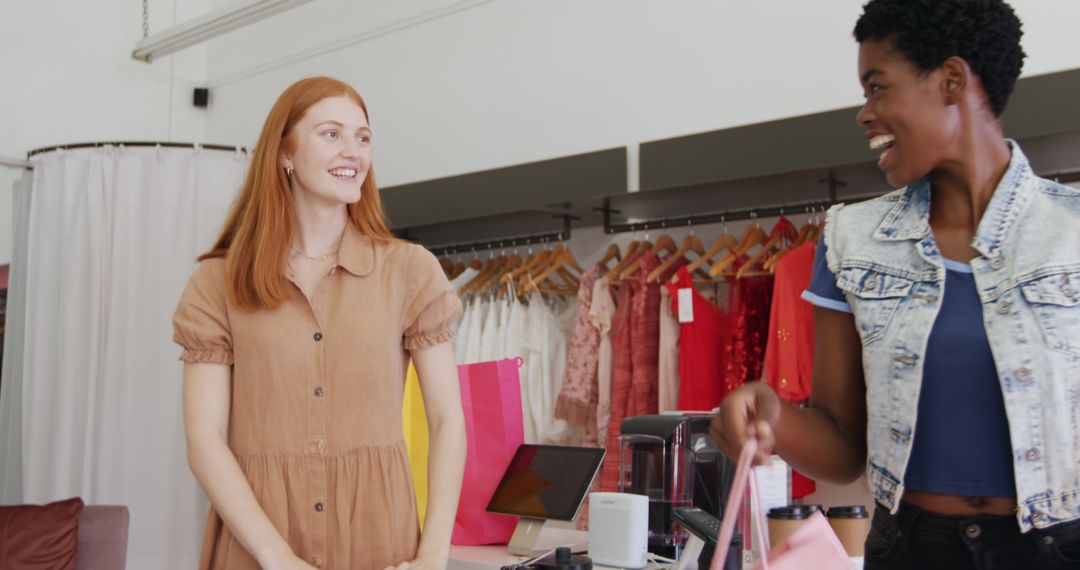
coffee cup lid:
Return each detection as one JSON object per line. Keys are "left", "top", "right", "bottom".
{"left": 767, "top": 506, "right": 812, "bottom": 520}
{"left": 827, "top": 505, "right": 869, "bottom": 518}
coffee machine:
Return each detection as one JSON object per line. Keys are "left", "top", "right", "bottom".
{"left": 619, "top": 414, "right": 739, "bottom": 565}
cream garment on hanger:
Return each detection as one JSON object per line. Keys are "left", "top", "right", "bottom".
{"left": 462, "top": 297, "right": 488, "bottom": 365}
{"left": 478, "top": 295, "right": 503, "bottom": 362}
{"left": 658, "top": 287, "right": 681, "bottom": 412}
{"left": 449, "top": 268, "right": 478, "bottom": 362}
{"left": 590, "top": 276, "right": 616, "bottom": 440}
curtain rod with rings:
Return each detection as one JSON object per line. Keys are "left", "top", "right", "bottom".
{"left": 26, "top": 141, "right": 249, "bottom": 159}
{"left": 0, "top": 155, "right": 30, "bottom": 170}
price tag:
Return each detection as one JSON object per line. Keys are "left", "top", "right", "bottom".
{"left": 753, "top": 456, "right": 792, "bottom": 511}
{"left": 678, "top": 288, "right": 694, "bottom": 323}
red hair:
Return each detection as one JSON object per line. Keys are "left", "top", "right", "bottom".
{"left": 202, "top": 76, "right": 397, "bottom": 310}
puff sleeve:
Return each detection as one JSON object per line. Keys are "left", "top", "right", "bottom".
{"left": 172, "top": 259, "right": 234, "bottom": 365}
{"left": 402, "top": 245, "right": 464, "bottom": 351}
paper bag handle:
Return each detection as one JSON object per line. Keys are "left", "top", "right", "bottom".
{"left": 709, "top": 439, "right": 771, "bottom": 570}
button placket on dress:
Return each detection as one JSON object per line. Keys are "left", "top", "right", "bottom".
{"left": 302, "top": 270, "right": 335, "bottom": 565}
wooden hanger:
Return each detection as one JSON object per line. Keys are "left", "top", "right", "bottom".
{"left": 679, "top": 230, "right": 737, "bottom": 284}
{"left": 648, "top": 232, "right": 703, "bottom": 283}
{"left": 604, "top": 239, "right": 641, "bottom": 282}
{"left": 520, "top": 248, "right": 577, "bottom": 296}
{"left": 479, "top": 254, "right": 522, "bottom": 293}
{"left": 597, "top": 243, "right": 622, "bottom": 271}
{"left": 461, "top": 253, "right": 504, "bottom": 295}
{"left": 650, "top": 234, "right": 678, "bottom": 255}
{"left": 764, "top": 216, "right": 818, "bottom": 273}
{"left": 450, "top": 260, "right": 467, "bottom": 280}
{"left": 737, "top": 217, "right": 797, "bottom": 278}
{"left": 615, "top": 239, "right": 655, "bottom": 282}
{"left": 439, "top": 256, "right": 453, "bottom": 276}
{"left": 709, "top": 221, "right": 766, "bottom": 277}
{"left": 621, "top": 233, "right": 676, "bottom": 282}
{"left": 502, "top": 248, "right": 552, "bottom": 286}
{"left": 647, "top": 234, "right": 695, "bottom": 283}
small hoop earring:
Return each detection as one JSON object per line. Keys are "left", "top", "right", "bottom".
{"left": 286, "top": 165, "right": 294, "bottom": 177}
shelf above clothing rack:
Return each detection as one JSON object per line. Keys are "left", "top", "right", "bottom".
{"left": 382, "top": 147, "right": 627, "bottom": 230}
{"left": 423, "top": 215, "right": 574, "bottom": 257}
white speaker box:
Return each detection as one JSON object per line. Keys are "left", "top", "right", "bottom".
{"left": 588, "top": 492, "right": 649, "bottom": 569}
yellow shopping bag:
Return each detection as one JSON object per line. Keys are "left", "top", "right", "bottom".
{"left": 402, "top": 363, "right": 428, "bottom": 529}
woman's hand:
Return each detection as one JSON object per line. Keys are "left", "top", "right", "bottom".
{"left": 710, "top": 382, "right": 782, "bottom": 466}
{"left": 384, "top": 553, "right": 449, "bottom": 570}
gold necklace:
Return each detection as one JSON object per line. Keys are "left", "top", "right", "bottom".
{"left": 292, "top": 247, "right": 338, "bottom": 261}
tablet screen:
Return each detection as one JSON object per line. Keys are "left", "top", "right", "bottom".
{"left": 485, "top": 444, "right": 606, "bottom": 521}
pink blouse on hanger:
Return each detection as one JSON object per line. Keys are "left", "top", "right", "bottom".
{"left": 554, "top": 266, "right": 603, "bottom": 445}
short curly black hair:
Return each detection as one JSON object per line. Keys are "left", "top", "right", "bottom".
{"left": 854, "top": 0, "right": 1025, "bottom": 116}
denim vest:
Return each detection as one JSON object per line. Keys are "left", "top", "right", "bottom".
{"left": 824, "top": 142, "right": 1080, "bottom": 531}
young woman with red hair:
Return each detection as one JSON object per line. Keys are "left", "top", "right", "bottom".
{"left": 173, "top": 77, "right": 466, "bottom": 570}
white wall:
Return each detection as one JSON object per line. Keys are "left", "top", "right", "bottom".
{"left": 201, "top": 0, "right": 1080, "bottom": 187}
{"left": 0, "top": 0, "right": 211, "bottom": 159}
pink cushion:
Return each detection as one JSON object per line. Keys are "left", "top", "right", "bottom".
{"left": 75, "top": 506, "right": 129, "bottom": 570}
{"left": 0, "top": 497, "right": 84, "bottom": 570}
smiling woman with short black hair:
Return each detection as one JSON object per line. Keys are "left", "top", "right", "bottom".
{"left": 711, "top": 1, "right": 1080, "bottom": 568}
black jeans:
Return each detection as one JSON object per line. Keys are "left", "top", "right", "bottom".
{"left": 864, "top": 501, "right": 1080, "bottom": 569}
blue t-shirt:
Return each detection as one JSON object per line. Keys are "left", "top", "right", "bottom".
{"left": 802, "top": 238, "right": 1016, "bottom": 498}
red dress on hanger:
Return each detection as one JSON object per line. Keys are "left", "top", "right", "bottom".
{"left": 763, "top": 241, "right": 816, "bottom": 402}
{"left": 666, "top": 267, "right": 731, "bottom": 411}
{"left": 600, "top": 270, "right": 636, "bottom": 491}
{"left": 629, "top": 253, "right": 669, "bottom": 417}
{"left": 724, "top": 275, "right": 773, "bottom": 391}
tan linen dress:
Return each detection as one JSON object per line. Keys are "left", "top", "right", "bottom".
{"left": 173, "top": 223, "right": 462, "bottom": 569}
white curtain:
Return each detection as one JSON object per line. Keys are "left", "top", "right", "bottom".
{"left": 0, "top": 168, "right": 33, "bottom": 503}
{"left": 1, "top": 145, "right": 247, "bottom": 569}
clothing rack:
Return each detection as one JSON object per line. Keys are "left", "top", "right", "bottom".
{"left": 602, "top": 194, "right": 880, "bottom": 235}
{"left": 426, "top": 215, "right": 573, "bottom": 257}
{"left": 27, "top": 141, "right": 248, "bottom": 159}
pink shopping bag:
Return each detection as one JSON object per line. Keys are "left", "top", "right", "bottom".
{"left": 452, "top": 358, "right": 526, "bottom": 545}
{"left": 710, "top": 440, "right": 851, "bottom": 570}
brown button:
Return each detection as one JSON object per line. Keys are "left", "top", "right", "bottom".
{"left": 313, "top": 332, "right": 323, "bottom": 341}
{"left": 997, "top": 302, "right": 1012, "bottom": 315}
{"left": 1026, "top": 448, "right": 1041, "bottom": 461}
{"left": 315, "top": 502, "right": 325, "bottom": 512}
{"left": 1016, "top": 368, "right": 1032, "bottom": 382}
{"left": 314, "top": 386, "right": 325, "bottom": 397}
{"left": 990, "top": 257, "right": 1005, "bottom": 269}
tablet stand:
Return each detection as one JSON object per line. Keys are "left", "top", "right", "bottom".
{"left": 507, "top": 517, "right": 549, "bottom": 556}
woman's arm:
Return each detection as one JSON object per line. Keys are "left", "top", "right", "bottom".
{"left": 711, "top": 307, "right": 868, "bottom": 483}
{"left": 183, "top": 362, "right": 315, "bottom": 570}
{"left": 405, "top": 342, "right": 467, "bottom": 570}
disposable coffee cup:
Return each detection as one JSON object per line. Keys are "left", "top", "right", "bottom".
{"left": 766, "top": 505, "right": 812, "bottom": 548}
{"left": 826, "top": 505, "right": 870, "bottom": 557}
